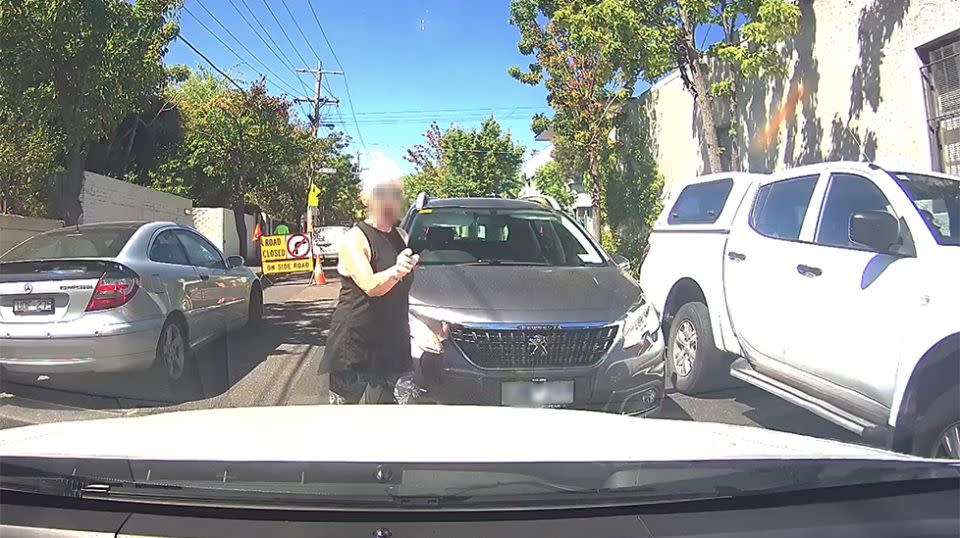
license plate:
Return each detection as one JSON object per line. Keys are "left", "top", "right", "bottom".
{"left": 13, "top": 298, "right": 54, "bottom": 315}
{"left": 502, "top": 381, "right": 574, "bottom": 407}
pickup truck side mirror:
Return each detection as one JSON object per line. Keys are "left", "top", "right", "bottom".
{"left": 611, "top": 254, "right": 631, "bottom": 271}
{"left": 849, "top": 211, "right": 900, "bottom": 253}
{"left": 226, "top": 255, "right": 245, "bottom": 268}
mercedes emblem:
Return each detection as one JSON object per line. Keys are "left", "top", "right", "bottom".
{"left": 23, "top": 283, "right": 33, "bottom": 294}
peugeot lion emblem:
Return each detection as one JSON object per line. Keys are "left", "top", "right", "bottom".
{"left": 527, "top": 334, "right": 549, "bottom": 358}
{"left": 23, "top": 283, "right": 33, "bottom": 294}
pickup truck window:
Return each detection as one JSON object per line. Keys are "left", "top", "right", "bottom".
{"left": 816, "top": 174, "right": 895, "bottom": 249}
{"left": 667, "top": 178, "right": 733, "bottom": 224}
{"left": 750, "top": 175, "right": 818, "bottom": 240}
{"left": 893, "top": 172, "right": 960, "bottom": 245}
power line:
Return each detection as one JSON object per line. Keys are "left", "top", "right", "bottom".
{"left": 351, "top": 105, "right": 550, "bottom": 116}
{"left": 188, "top": 2, "right": 306, "bottom": 98}
{"left": 178, "top": 35, "right": 245, "bottom": 91}
{"left": 234, "top": 0, "right": 300, "bottom": 73}
{"left": 182, "top": 5, "right": 303, "bottom": 97}
{"left": 260, "top": 0, "right": 311, "bottom": 69}
{"left": 224, "top": 0, "right": 310, "bottom": 97}
{"left": 279, "top": 0, "right": 323, "bottom": 62}
{"left": 307, "top": 0, "right": 366, "bottom": 150}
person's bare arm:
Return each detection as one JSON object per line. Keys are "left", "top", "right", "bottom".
{"left": 338, "top": 228, "right": 403, "bottom": 297}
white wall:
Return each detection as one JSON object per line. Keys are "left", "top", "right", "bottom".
{"left": 632, "top": 0, "right": 960, "bottom": 189}
{"left": 190, "top": 207, "right": 258, "bottom": 262}
{"left": 80, "top": 172, "right": 192, "bottom": 225}
{"left": 0, "top": 214, "right": 62, "bottom": 254}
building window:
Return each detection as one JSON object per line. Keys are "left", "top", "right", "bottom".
{"left": 920, "top": 33, "right": 960, "bottom": 175}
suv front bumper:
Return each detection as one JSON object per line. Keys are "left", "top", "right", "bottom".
{"left": 410, "top": 331, "right": 665, "bottom": 416}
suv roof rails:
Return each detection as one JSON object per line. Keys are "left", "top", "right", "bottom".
{"left": 520, "top": 194, "right": 562, "bottom": 211}
{"left": 414, "top": 191, "right": 432, "bottom": 210}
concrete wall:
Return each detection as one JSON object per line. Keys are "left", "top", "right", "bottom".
{"left": 629, "top": 0, "right": 959, "bottom": 190}
{"left": 0, "top": 214, "right": 62, "bottom": 254}
{"left": 80, "top": 172, "right": 192, "bottom": 225}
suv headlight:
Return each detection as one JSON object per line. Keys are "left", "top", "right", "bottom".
{"left": 621, "top": 295, "right": 660, "bottom": 351}
{"left": 410, "top": 314, "right": 447, "bottom": 356}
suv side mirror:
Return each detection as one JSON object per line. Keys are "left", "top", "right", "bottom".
{"left": 612, "top": 254, "right": 631, "bottom": 271}
{"left": 226, "top": 255, "right": 245, "bottom": 268}
{"left": 849, "top": 211, "right": 899, "bottom": 253}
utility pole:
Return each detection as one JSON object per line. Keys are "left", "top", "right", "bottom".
{"left": 295, "top": 61, "right": 342, "bottom": 135}
{"left": 295, "top": 61, "right": 343, "bottom": 245}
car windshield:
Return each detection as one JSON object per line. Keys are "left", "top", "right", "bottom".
{"left": 408, "top": 207, "right": 605, "bottom": 266}
{"left": 0, "top": 226, "right": 137, "bottom": 261}
{"left": 3, "top": 0, "right": 960, "bottom": 518}
{"left": 893, "top": 172, "right": 960, "bottom": 245}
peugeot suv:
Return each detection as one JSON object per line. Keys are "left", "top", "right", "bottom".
{"left": 400, "top": 196, "right": 664, "bottom": 415}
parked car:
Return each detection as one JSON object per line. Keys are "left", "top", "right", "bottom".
{"left": 399, "top": 196, "right": 664, "bottom": 415}
{"left": 313, "top": 225, "right": 350, "bottom": 264}
{"left": 639, "top": 161, "right": 960, "bottom": 458}
{"left": 0, "top": 221, "right": 263, "bottom": 384}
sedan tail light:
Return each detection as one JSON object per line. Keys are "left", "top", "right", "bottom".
{"left": 86, "top": 271, "right": 140, "bottom": 312}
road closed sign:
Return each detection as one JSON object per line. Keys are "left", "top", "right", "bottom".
{"left": 260, "top": 233, "right": 314, "bottom": 275}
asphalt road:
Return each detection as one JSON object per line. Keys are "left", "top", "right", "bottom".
{"left": 0, "top": 275, "right": 859, "bottom": 448}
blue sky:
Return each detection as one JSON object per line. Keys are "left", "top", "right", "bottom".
{"left": 167, "top": 0, "right": 572, "bottom": 177}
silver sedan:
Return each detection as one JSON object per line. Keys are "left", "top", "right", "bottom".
{"left": 0, "top": 221, "right": 263, "bottom": 384}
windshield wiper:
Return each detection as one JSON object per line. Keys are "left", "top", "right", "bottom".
{"left": 460, "top": 259, "right": 549, "bottom": 266}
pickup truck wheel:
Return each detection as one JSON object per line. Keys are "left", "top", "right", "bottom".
{"left": 912, "top": 386, "right": 960, "bottom": 459}
{"left": 668, "top": 302, "right": 723, "bottom": 395}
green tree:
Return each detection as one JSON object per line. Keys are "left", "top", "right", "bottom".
{"left": 0, "top": 0, "right": 180, "bottom": 223}
{"left": 628, "top": 0, "right": 800, "bottom": 172}
{"left": 509, "top": 0, "right": 651, "bottom": 230}
{"left": 404, "top": 117, "right": 526, "bottom": 200}
{"left": 251, "top": 130, "right": 361, "bottom": 225}
{"left": 531, "top": 161, "right": 575, "bottom": 208}
{"left": 156, "top": 70, "right": 299, "bottom": 258}
{"left": 509, "top": 0, "right": 799, "bottom": 176}
{"left": 0, "top": 120, "right": 59, "bottom": 216}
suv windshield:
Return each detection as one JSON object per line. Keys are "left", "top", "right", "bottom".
{"left": 408, "top": 208, "right": 606, "bottom": 266}
{"left": 893, "top": 172, "right": 960, "bottom": 245}
{"left": 0, "top": 226, "right": 137, "bottom": 261}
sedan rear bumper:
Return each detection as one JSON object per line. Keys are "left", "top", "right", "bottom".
{"left": 0, "top": 319, "right": 162, "bottom": 374}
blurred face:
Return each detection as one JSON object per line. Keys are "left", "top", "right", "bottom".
{"left": 366, "top": 180, "right": 404, "bottom": 224}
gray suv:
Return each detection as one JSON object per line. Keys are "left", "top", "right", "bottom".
{"left": 401, "top": 196, "right": 664, "bottom": 415}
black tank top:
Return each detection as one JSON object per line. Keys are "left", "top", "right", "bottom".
{"left": 320, "top": 221, "right": 413, "bottom": 377}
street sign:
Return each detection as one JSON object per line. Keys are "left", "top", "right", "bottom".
{"left": 262, "top": 258, "right": 314, "bottom": 275}
{"left": 317, "top": 167, "right": 337, "bottom": 174}
{"left": 286, "top": 233, "right": 311, "bottom": 258}
{"left": 259, "top": 233, "right": 314, "bottom": 275}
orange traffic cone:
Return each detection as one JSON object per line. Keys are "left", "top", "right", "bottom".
{"left": 312, "top": 256, "right": 326, "bottom": 285}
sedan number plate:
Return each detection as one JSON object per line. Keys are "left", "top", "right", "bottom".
{"left": 13, "top": 298, "right": 54, "bottom": 315}
{"left": 502, "top": 380, "right": 574, "bottom": 407}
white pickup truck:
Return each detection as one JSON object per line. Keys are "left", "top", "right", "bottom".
{"left": 639, "top": 161, "right": 959, "bottom": 458}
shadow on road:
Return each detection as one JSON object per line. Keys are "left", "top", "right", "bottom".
{"left": 0, "top": 280, "right": 335, "bottom": 420}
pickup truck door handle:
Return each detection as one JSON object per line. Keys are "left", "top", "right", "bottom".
{"left": 796, "top": 264, "right": 822, "bottom": 277}
{"left": 727, "top": 251, "right": 746, "bottom": 261}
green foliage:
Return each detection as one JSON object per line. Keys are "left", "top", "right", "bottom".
{"left": 0, "top": 0, "right": 180, "bottom": 221}
{"left": 403, "top": 117, "right": 525, "bottom": 200}
{"left": 0, "top": 120, "right": 59, "bottom": 216}
{"left": 508, "top": 0, "right": 653, "bottom": 223}
{"left": 531, "top": 161, "right": 575, "bottom": 208}
{"left": 155, "top": 69, "right": 297, "bottom": 205}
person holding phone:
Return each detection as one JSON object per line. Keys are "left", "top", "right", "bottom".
{"left": 320, "top": 174, "right": 419, "bottom": 404}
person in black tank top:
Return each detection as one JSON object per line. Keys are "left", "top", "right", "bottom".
{"left": 320, "top": 177, "right": 418, "bottom": 403}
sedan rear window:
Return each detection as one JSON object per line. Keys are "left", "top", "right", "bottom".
{"left": 0, "top": 226, "right": 138, "bottom": 262}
